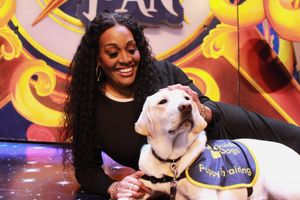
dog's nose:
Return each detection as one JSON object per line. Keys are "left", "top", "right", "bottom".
{"left": 178, "top": 103, "right": 192, "bottom": 114}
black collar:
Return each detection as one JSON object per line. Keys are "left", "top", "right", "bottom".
{"left": 152, "top": 149, "right": 182, "bottom": 163}
{"left": 142, "top": 173, "right": 186, "bottom": 184}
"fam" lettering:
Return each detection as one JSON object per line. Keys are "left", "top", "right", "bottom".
{"left": 83, "top": 0, "right": 180, "bottom": 21}
{"left": 115, "top": 0, "right": 179, "bottom": 17}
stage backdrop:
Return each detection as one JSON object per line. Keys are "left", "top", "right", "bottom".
{"left": 0, "top": 0, "right": 299, "bottom": 142}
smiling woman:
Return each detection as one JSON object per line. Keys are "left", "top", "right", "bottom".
{"left": 63, "top": 13, "right": 160, "bottom": 199}
{"left": 63, "top": 12, "right": 300, "bottom": 200}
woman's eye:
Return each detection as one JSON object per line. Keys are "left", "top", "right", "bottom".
{"left": 158, "top": 99, "right": 167, "bottom": 104}
{"left": 128, "top": 48, "right": 138, "bottom": 55}
{"left": 184, "top": 96, "right": 190, "bottom": 100}
{"left": 108, "top": 52, "right": 118, "bottom": 58}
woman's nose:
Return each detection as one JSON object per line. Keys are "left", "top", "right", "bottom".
{"left": 119, "top": 51, "right": 132, "bottom": 64}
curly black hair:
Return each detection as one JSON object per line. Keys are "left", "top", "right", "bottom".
{"left": 63, "top": 13, "right": 160, "bottom": 164}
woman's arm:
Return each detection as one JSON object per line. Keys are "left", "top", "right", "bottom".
{"left": 74, "top": 143, "right": 150, "bottom": 199}
{"left": 164, "top": 61, "right": 300, "bottom": 154}
{"left": 74, "top": 146, "right": 114, "bottom": 198}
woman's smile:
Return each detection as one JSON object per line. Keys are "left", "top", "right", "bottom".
{"left": 116, "top": 66, "right": 135, "bottom": 77}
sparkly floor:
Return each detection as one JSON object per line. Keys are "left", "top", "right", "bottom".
{"left": 0, "top": 141, "right": 104, "bottom": 200}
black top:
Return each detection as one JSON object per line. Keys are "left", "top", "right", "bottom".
{"left": 95, "top": 93, "right": 145, "bottom": 169}
{"left": 74, "top": 61, "right": 300, "bottom": 197}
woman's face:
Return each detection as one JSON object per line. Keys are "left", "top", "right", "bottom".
{"left": 98, "top": 25, "right": 140, "bottom": 90}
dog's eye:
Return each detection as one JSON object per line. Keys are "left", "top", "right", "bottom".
{"left": 158, "top": 99, "right": 167, "bottom": 104}
{"left": 184, "top": 96, "right": 190, "bottom": 100}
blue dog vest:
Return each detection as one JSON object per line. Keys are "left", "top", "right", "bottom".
{"left": 185, "top": 140, "right": 258, "bottom": 190}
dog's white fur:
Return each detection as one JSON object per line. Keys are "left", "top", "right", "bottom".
{"left": 133, "top": 88, "right": 300, "bottom": 200}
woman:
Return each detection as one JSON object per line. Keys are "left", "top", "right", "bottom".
{"left": 64, "top": 13, "right": 300, "bottom": 199}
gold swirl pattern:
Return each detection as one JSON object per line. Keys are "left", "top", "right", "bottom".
{"left": 9, "top": 60, "right": 63, "bottom": 127}
{"left": 264, "top": 0, "right": 300, "bottom": 41}
{"left": 0, "top": 27, "right": 22, "bottom": 60}
{"left": 0, "top": 0, "right": 16, "bottom": 27}
{"left": 201, "top": 24, "right": 237, "bottom": 61}
{"left": 209, "top": 0, "right": 265, "bottom": 27}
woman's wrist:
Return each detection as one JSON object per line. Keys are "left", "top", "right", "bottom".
{"left": 201, "top": 105, "right": 212, "bottom": 123}
{"left": 108, "top": 181, "right": 119, "bottom": 199}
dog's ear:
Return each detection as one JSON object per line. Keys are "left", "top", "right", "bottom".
{"left": 135, "top": 99, "right": 155, "bottom": 137}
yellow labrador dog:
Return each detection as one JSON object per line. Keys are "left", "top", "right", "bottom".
{"left": 134, "top": 88, "right": 300, "bottom": 200}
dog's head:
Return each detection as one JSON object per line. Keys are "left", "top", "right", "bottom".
{"left": 135, "top": 88, "right": 207, "bottom": 159}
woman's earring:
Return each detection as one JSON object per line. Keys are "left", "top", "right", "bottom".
{"left": 96, "top": 63, "right": 102, "bottom": 82}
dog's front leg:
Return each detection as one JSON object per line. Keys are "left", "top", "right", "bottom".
{"left": 178, "top": 180, "right": 220, "bottom": 200}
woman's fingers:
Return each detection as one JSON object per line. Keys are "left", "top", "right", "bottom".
{"left": 131, "top": 190, "right": 146, "bottom": 198}
{"left": 168, "top": 84, "right": 188, "bottom": 92}
{"left": 121, "top": 184, "right": 145, "bottom": 199}
{"left": 167, "top": 84, "right": 199, "bottom": 101}
{"left": 131, "top": 170, "right": 144, "bottom": 178}
{"left": 130, "top": 171, "right": 151, "bottom": 194}
{"left": 116, "top": 192, "right": 132, "bottom": 199}
{"left": 116, "top": 170, "right": 151, "bottom": 199}
{"left": 126, "top": 171, "right": 144, "bottom": 190}
{"left": 140, "top": 183, "right": 151, "bottom": 194}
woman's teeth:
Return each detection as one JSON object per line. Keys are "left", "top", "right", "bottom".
{"left": 119, "top": 67, "right": 133, "bottom": 73}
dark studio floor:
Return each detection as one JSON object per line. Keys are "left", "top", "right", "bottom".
{"left": 0, "top": 141, "right": 105, "bottom": 200}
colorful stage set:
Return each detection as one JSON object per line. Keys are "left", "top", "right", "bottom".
{"left": 0, "top": 0, "right": 299, "bottom": 199}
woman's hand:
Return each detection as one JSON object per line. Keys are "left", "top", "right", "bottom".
{"left": 109, "top": 171, "right": 151, "bottom": 199}
{"left": 167, "top": 84, "right": 212, "bottom": 123}
{"left": 167, "top": 84, "right": 199, "bottom": 102}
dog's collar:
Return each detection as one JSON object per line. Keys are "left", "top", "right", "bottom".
{"left": 142, "top": 173, "right": 186, "bottom": 184}
{"left": 152, "top": 149, "right": 182, "bottom": 163}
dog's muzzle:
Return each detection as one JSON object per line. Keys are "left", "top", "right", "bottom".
{"left": 178, "top": 102, "right": 192, "bottom": 114}
{"left": 168, "top": 102, "right": 194, "bottom": 135}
